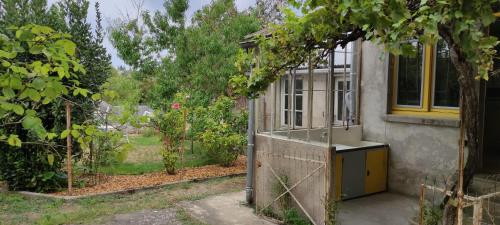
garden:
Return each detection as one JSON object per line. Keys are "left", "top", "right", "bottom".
{"left": 0, "top": 0, "right": 257, "bottom": 200}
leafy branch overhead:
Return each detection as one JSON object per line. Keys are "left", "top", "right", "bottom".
{"left": 234, "top": 0, "right": 499, "bottom": 97}
{"left": 0, "top": 24, "right": 88, "bottom": 146}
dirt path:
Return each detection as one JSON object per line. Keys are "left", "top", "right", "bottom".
{"left": 0, "top": 176, "right": 245, "bottom": 225}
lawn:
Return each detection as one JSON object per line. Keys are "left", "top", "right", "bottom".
{"left": 99, "top": 134, "right": 215, "bottom": 175}
{"left": 0, "top": 176, "right": 245, "bottom": 225}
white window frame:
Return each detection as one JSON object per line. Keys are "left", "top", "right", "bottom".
{"left": 281, "top": 76, "right": 304, "bottom": 128}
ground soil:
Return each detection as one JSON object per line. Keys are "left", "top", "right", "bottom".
{"left": 52, "top": 156, "right": 246, "bottom": 197}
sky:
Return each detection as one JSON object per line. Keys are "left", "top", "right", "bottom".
{"left": 47, "top": 0, "right": 257, "bottom": 67}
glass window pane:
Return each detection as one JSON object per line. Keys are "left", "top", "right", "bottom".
{"left": 434, "top": 40, "right": 459, "bottom": 107}
{"left": 295, "top": 79, "right": 303, "bottom": 94}
{"left": 295, "top": 112, "right": 302, "bottom": 126}
{"left": 284, "top": 78, "right": 289, "bottom": 94}
{"left": 397, "top": 41, "right": 423, "bottom": 106}
{"left": 295, "top": 96, "right": 303, "bottom": 111}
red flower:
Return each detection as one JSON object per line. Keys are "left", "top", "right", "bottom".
{"left": 171, "top": 102, "right": 181, "bottom": 110}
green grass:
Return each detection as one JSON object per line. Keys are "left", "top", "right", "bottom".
{"left": 128, "top": 135, "right": 162, "bottom": 146}
{"left": 0, "top": 176, "right": 245, "bottom": 225}
{"left": 99, "top": 162, "right": 165, "bottom": 175}
{"left": 98, "top": 134, "right": 215, "bottom": 175}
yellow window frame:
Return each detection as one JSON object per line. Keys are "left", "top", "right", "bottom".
{"left": 391, "top": 43, "right": 459, "bottom": 118}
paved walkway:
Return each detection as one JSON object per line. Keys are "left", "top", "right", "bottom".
{"left": 178, "top": 191, "right": 275, "bottom": 225}
{"left": 103, "top": 209, "right": 181, "bottom": 225}
{"left": 339, "top": 193, "right": 418, "bottom": 225}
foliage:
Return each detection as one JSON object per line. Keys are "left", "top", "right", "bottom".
{"left": 234, "top": 1, "right": 499, "bottom": 96}
{"left": 152, "top": 93, "right": 188, "bottom": 174}
{"left": 161, "top": 149, "right": 179, "bottom": 175}
{"left": 0, "top": 24, "right": 87, "bottom": 192}
{"left": 325, "top": 199, "right": 340, "bottom": 225}
{"left": 283, "top": 208, "right": 312, "bottom": 225}
{"left": 0, "top": 0, "right": 112, "bottom": 192}
{"left": 110, "top": 0, "right": 261, "bottom": 108}
{"left": 272, "top": 174, "right": 291, "bottom": 211}
{"left": 195, "top": 96, "right": 247, "bottom": 166}
{"left": 423, "top": 203, "right": 443, "bottom": 225}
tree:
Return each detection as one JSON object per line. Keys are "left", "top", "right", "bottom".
{"left": 235, "top": 1, "right": 498, "bottom": 224}
{"left": 0, "top": 0, "right": 112, "bottom": 192}
{"left": 110, "top": 0, "right": 260, "bottom": 108}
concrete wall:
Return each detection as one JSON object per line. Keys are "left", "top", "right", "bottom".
{"left": 254, "top": 134, "right": 328, "bottom": 225}
{"left": 360, "top": 42, "right": 460, "bottom": 196}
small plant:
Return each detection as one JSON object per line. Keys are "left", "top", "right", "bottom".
{"left": 422, "top": 203, "right": 443, "bottom": 225}
{"left": 326, "top": 199, "right": 340, "bottom": 225}
{"left": 283, "top": 208, "right": 313, "bottom": 225}
{"left": 161, "top": 148, "right": 179, "bottom": 175}
{"left": 272, "top": 175, "right": 291, "bottom": 211}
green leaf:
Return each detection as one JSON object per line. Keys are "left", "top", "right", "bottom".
{"left": 12, "top": 104, "right": 24, "bottom": 115}
{"left": 71, "top": 129, "right": 80, "bottom": 138}
{"left": 31, "top": 78, "right": 45, "bottom": 90}
{"left": 46, "top": 133, "right": 57, "bottom": 140}
{"left": 2, "top": 88, "right": 15, "bottom": 99}
{"left": 0, "top": 50, "right": 16, "bottom": 59}
{"left": 91, "top": 93, "right": 101, "bottom": 101}
{"left": 1, "top": 60, "right": 11, "bottom": 67}
{"left": 60, "top": 129, "right": 70, "bottom": 139}
{"left": 55, "top": 39, "right": 76, "bottom": 56}
{"left": 47, "top": 154, "right": 55, "bottom": 166}
{"left": 7, "top": 134, "right": 21, "bottom": 147}
{"left": 20, "top": 88, "right": 41, "bottom": 102}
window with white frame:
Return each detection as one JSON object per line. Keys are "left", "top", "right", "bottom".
{"left": 281, "top": 76, "right": 303, "bottom": 127}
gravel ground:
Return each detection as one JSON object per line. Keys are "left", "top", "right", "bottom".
{"left": 103, "top": 209, "right": 181, "bottom": 225}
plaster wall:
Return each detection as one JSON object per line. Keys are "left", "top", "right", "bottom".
{"left": 360, "top": 42, "right": 460, "bottom": 196}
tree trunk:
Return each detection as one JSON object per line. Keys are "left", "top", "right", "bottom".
{"left": 439, "top": 24, "right": 481, "bottom": 225}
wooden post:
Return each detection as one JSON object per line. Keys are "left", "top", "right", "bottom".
{"left": 419, "top": 184, "right": 426, "bottom": 225}
{"left": 65, "top": 101, "right": 73, "bottom": 194}
{"left": 472, "top": 200, "right": 483, "bottom": 225}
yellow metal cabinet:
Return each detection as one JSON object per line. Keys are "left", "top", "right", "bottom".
{"left": 335, "top": 154, "right": 342, "bottom": 200}
{"left": 364, "top": 148, "right": 388, "bottom": 195}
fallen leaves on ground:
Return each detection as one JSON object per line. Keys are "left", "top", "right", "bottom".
{"left": 53, "top": 156, "right": 246, "bottom": 197}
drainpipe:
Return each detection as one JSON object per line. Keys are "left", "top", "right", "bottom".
{"left": 246, "top": 65, "right": 255, "bottom": 204}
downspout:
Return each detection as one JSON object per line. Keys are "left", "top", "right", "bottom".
{"left": 246, "top": 57, "right": 255, "bottom": 204}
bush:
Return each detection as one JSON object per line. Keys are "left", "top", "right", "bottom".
{"left": 202, "top": 128, "right": 245, "bottom": 167}
{"left": 152, "top": 93, "right": 186, "bottom": 174}
{"left": 160, "top": 148, "right": 179, "bottom": 174}
{"left": 196, "top": 96, "right": 247, "bottom": 166}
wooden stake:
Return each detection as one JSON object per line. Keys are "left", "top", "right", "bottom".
{"left": 419, "top": 184, "right": 425, "bottom": 225}
{"left": 66, "top": 101, "right": 73, "bottom": 194}
{"left": 180, "top": 108, "right": 187, "bottom": 180}
{"left": 457, "top": 94, "right": 465, "bottom": 225}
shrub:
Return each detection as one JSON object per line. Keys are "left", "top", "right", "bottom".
{"left": 152, "top": 93, "right": 186, "bottom": 174}
{"left": 196, "top": 96, "right": 247, "bottom": 166}
{"left": 160, "top": 148, "right": 179, "bottom": 174}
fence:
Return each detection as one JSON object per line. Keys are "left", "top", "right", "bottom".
{"left": 419, "top": 175, "right": 500, "bottom": 225}
{"left": 254, "top": 134, "right": 335, "bottom": 225}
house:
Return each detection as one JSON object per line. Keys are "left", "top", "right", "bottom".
{"left": 243, "top": 20, "right": 500, "bottom": 225}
